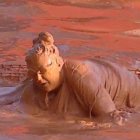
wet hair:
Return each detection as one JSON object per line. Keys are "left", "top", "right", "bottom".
{"left": 32, "top": 32, "right": 54, "bottom": 45}
{"left": 25, "top": 32, "right": 62, "bottom": 72}
{"left": 32, "top": 32, "right": 59, "bottom": 56}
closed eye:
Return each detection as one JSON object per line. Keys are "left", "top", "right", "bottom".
{"left": 47, "top": 58, "right": 52, "bottom": 66}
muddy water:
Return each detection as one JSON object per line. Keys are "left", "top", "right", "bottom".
{"left": 0, "top": 0, "right": 140, "bottom": 139}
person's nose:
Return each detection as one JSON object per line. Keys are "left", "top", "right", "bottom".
{"left": 36, "top": 72, "right": 45, "bottom": 84}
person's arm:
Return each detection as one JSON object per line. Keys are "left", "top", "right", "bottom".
{"left": 0, "top": 81, "right": 28, "bottom": 105}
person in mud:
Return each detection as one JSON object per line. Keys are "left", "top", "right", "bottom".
{"left": 23, "top": 32, "right": 140, "bottom": 125}
{"left": 0, "top": 32, "right": 140, "bottom": 126}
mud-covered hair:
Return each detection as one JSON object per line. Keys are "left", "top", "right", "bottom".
{"left": 25, "top": 32, "right": 62, "bottom": 71}
{"left": 33, "top": 32, "right": 54, "bottom": 45}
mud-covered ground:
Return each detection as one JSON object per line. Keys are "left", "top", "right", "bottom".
{"left": 0, "top": 0, "right": 140, "bottom": 139}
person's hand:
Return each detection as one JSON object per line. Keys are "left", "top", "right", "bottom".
{"left": 110, "top": 110, "right": 131, "bottom": 126}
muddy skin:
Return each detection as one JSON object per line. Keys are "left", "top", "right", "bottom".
{"left": 0, "top": 32, "right": 140, "bottom": 127}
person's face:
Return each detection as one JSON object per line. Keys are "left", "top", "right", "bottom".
{"left": 28, "top": 55, "right": 63, "bottom": 92}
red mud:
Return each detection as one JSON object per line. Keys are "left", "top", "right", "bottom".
{"left": 0, "top": 0, "right": 140, "bottom": 140}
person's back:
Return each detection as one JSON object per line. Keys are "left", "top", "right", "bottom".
{"left": 64, "top": 58, "right": 140, "bottom": 117}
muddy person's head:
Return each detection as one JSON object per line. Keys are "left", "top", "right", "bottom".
{"left": 25, "top": 41, "right": 64, "bottom": 93}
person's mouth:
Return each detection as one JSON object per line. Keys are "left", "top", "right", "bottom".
{"left": 39, "top": 80, "right": 49, "bottom": 87}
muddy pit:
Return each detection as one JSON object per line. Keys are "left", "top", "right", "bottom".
{"left": 0, "top": 0, "right": 140, "bottom": 140}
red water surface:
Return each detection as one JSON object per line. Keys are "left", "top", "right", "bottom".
{"left": 0, "top": 0, "right": 140, "bottom": 140}
{"left": 0, "top": 0, "right": 140, "bottom": 64}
